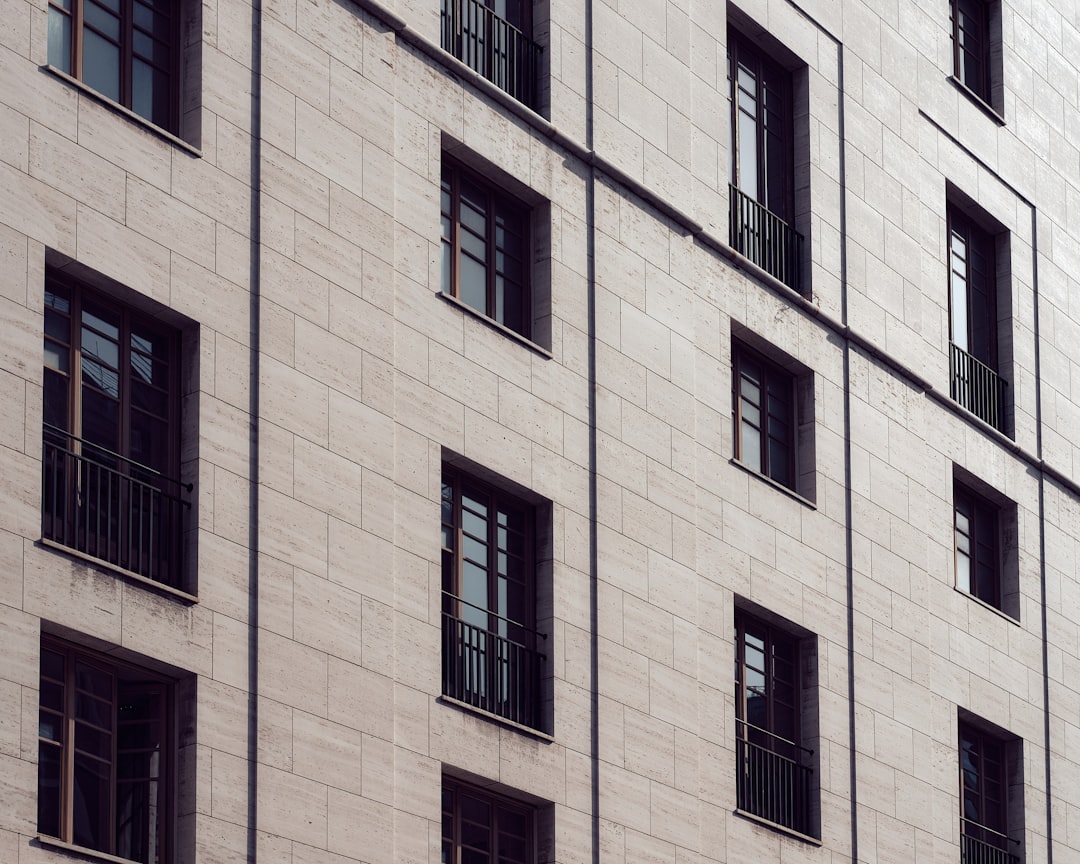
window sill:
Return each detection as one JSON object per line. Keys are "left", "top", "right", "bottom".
{"left": 730, "top": 459, "right": 816, "bottom": 509}
{"left": 954, "top": 585, "right": 1020, "bottom": 625}
{"left": 733, "top": 809, "right": 822, "bottom": 845}
{"left": 437, "top": 695, "right": 554, "bottom": 743}
{"left": 36, "top": 836, "right": 145, "bottom": 864}
{"left": 40, "top": 65, "right": 202, "bottom": 157}
{"left": 437, "top": 291, "right": 553, "bottom": 359}
{"left": 722, "top": 243, "right": 811, "bottom": 305}
{"left": 947, "top": 75, "right": 1006, "bottom": 126}
{"left": 39, "top": 538, "right": 198, "bottom": 604}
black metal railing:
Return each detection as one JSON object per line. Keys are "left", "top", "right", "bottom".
{"left": 961, "top": 820, "right": 1020, "bottom": 864}
{"left": 950, "top": 343, "right": 1008, "bottom": 432}
{"left": 729, "top": 184, "right": 804, "bottom": 293}
{"left": 736, "top": 719, "right": 814, "bottom": 835}
{"left": 42, "top": 425, "right": 190, "bottom": 588}
{"left": 440, "top": 0, "right": 542, "bottom": 109}
{"left": 442, "top": 595, "right": 544, "bottom": 729}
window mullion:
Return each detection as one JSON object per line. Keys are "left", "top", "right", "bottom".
{"left": 487, "top": 188, "right": 497, "bottom": 321}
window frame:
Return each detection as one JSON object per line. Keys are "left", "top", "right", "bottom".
{"left": 727, "top": 28, "right": 794, "bottom": 222}
{"left": 442, "top": 776, "right": 535, "bottom": 864}
{"left": 733, "top": 342, "right": 798, "bottom": 491}
{"left": 47, "top": 0, "right": 181, "bottom": 133}
{"left": 948, "top": 206, "right": 998, "bottom": 372}
{"left": 959, "top": 721, "right": 1013, "bottom": 855}
{"left": 441, "top": 156, "right": 533, "bottom": 340}
{"left": 733, "top": 608, "right": 815, "bottom": 837}
{"left": 954, "top": 482, "right": 1001, "bottom": 609}
{"left": 951, "top": 0, "right": 992, "bottom": 103}
{"left": 440, "top": 465, "right": 544, "bottom": 730}
{"left": 37, "top": 636, "right": 175, "bottom": 864}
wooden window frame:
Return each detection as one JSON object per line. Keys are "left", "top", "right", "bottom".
{"left": 734, "top": 611, "right": 801, "bottom": 751}
{"left": 43, "top": 273, "right": 182, "bottom": 478}
{"left": 951, "top": 0, "right": 991, "bottom": 103}
{"left": 948, "top": 207, "right": 998, "bottom": 371}
{"left": 47, "top": 0, "right": 181, "bottom": 132}
{"left": 441, "top": 776, "right": 535, "bottom": 864}
{"left": 733, "top": 342, "right": 798, "bottom": 490}
{"left": 954, "top": 482, "right": 1001, "bottom": 609}
{"left": 37, "top": 636, "right": 174, "bottom": 864}
{"left": 727, "top": 29, "right": 794, "bottom": 222}
{"left": 441, "top": 157, "right": 533, "bottom": 339}
{"left": 959, "top": 722, "right": 1010, "bottom": 852}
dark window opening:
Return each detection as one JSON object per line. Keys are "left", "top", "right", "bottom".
{"left": 727, "top": 28, "right": 803, "bottom": 293}
{"left": 441, "top": 466, "right": 544, "bottom": 730}
{"left": 442, "top": 777, "right": 535, "bottom": 864}
{"left": 734, "top": 610, "right": 815, "bottom": 836}
{"left": 734, "top": 342, "right": 796, "bottom": 491}
{"left": 960, "top": 722, "right": 1021, "bottom": 864}
{"left": 951, "top": 0, "right": 1001, "bottom": 112}
{"left": 954, "top": 484, "right": 1000, "bottom": 608}
{"left": 441, "top": 158, "right": 533, "bottom": 340}
{"left": 47, "top": 0, "right": 181, "bottom": 132}
{"left": 41, "top": 272, "right": 190, "bottom": 589}
{"left": 948, "top": 205, "right": 1009, "bottom": 433}
{"left": 37, "top": 637, "right": 175, "bottom": 864}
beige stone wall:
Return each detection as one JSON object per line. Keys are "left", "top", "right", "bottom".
{"left": 4, "top": 0, "right": 1080, "bottom": 862}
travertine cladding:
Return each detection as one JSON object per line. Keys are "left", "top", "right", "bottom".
{"left": 2, "top": 0, "right": 1080, "bottom": 862}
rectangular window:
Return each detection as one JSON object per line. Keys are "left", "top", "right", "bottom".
{"left": 440, "top": 0, "right": 542, "bottom": 109}
{"left": 47, "top": 0, "right": 181, "bottom": 132}
{"left": 951, "top": 0, "right": 1001, "bottom": 112}
{"left": 960, "top": 721, "right": 1022, "bottom": 864}
{"left": 38, "top": 637, "right": 175, "bottom": 864}
{"left": 442, "top": 777, "right": 535, "bottom": 864}
{"left": 948, "top": 205, "right": 1008, "bottom": 432}
{"left": 733, "top": 342, "right": 796, "bottom": 491}
{"left": 954, "top": 483, "right": 1000, "bottom": 607}
{"left": 441, "top": 466, "right": 543, "bottom": 730}
{"left": 734, "top": 610, "right": 815, "bottom": 836}
{"left": 727, "top": 28, "right": 803, "bottom": 293}
{"left": 41, "top": 272, "right": 189, "bottom": 589}
{"left": 441, "top": 158, "right": 533, "bottom": 339}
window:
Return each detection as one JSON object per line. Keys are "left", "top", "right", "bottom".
{"left": 440, "top": 0, "right": 542, "bottom": 109}
{"left": 37, "top": 637, "right": 176, "bottom": 864}
{"left": 954, "top": 483, "right": 1000, "bottom": 606}
{"left": 727, "top": 27, "right": 803, "bottom": 292}
{"left": 441, "top": 158, "right": 533, "bottom": 339}
{"left": 441, "top": 466, "right": 544, "bottom": 730}
{"left": 734, "top": 610, "right": 815, "bottom": 836}
{"left": 959, "top": 720, "right": 1022, "bottom": 864}
{"left": 948, "top": 204, "right": 1009, "bottom": 432}
{"left": 950, "top": 0, "right": 1002, "bottom": 112}
{"left": 47, "top": 0, "right": 181, "bottom": 132}
{"left": 442, "top": 777, "right": 535, "bottom": 864}
{"left": 733, "top": 342, "right": 796, "bottom": 491}
{"left": 42, "top": 272, "right": 189, "bottom": 589}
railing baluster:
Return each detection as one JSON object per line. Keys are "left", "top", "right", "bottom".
{"left": 735, "top": 719, "right": 813, "bottom": 834}
{"left": 728, "top": 184, "right": 803, "bottom": 293}
{"left": 950, "top": 342, "right": 1007, "bottom": 432}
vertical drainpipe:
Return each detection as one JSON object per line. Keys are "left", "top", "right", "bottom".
{"left": 836, "top": 40, "right": 860, "bottom": 864}
{"left": 246, "top": 0, "right": 263, "bottom": 857}
{"left": 584, "top": 0, "right": 599, "bottom": 861}
{"left": 1032, "top": 207, "right": 1051, "bottom": 864}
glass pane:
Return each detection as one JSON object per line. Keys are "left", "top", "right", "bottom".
{"left": 82, "top": 387, "right": 120, "bottom": 451}
{"left": 82, "top": 323, "right": 119, "bottom": 369}
{"left": 84, "top": 0, "right": 120, "bottom": 39}
{"left": 441, "top": 238, "right": 452, "bottom": 294}
{"left": 48, "top": 7, "right": 72, "bottom": 72}
{"left": 37, "top": 741, "right": 63, "bottom": 837}
{"left": 76, "top": 660, "right": 113, "bottom": 699}
{"left": 742, "top": 422, "right": 761, "bottom": 471}
{"left": 75, "top": 721, "right": 113, "bottom": 759}
{"left": 133, "top": 60, "right": 171, "bottom": 127}
{"left": 44, "top": 370, "right": 70, "bottom": 430}
{"left": 72, "top": 754, "right": 112, "bottom": 851}
{"left": 76, "top": 690, "right": 113, "bottom": 729}
{"left": 83, "top": 26, "right": 120, "bottom": 101}
{"left": 83, "top": 357, "right": 120, "bottom": 397}
{"left": 460, "top": 255, "right": 487, "bottom": 314}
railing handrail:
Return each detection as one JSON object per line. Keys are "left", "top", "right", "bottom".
{"left": 961, "top": 817, "right": 1019, "bottom": 845}
{"left": 441, "top": 596, "right": 547, "bottom": 643}
{"left": 950, "top": 342, "right": 1007, "bottom": 387}
{"left": 728, "top": 183, "right": 799, "bottom": 233}
{"left": 736, "top": 717, "right": 815, "bottom": 757}
{"left": 43, "top": 423, "right": 192, "bottom": 494}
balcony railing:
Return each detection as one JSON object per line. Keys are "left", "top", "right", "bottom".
{"left": 729, "top": 184, "right": 804, "bottom": 293}
{"left": 736, "top": 719, "right": 814, "bottom": 835}
{"left": 440, "top": 0, "right": 542, "bottom": 109}
{"left": 42, "top": 425, "right": 190, "bottom": 589}
{"left": 950, "top": 342, "right": 1008, "bottom": 432}
{"left": 442, "top": 595, "right": 544, "bottom": 729}
{"left": 961, "top": 819, "right": 1020, "bottom": 864}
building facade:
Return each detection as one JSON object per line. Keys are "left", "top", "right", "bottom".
{"left": 2, "top": 0, "right": 1080, "bottom": 862}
